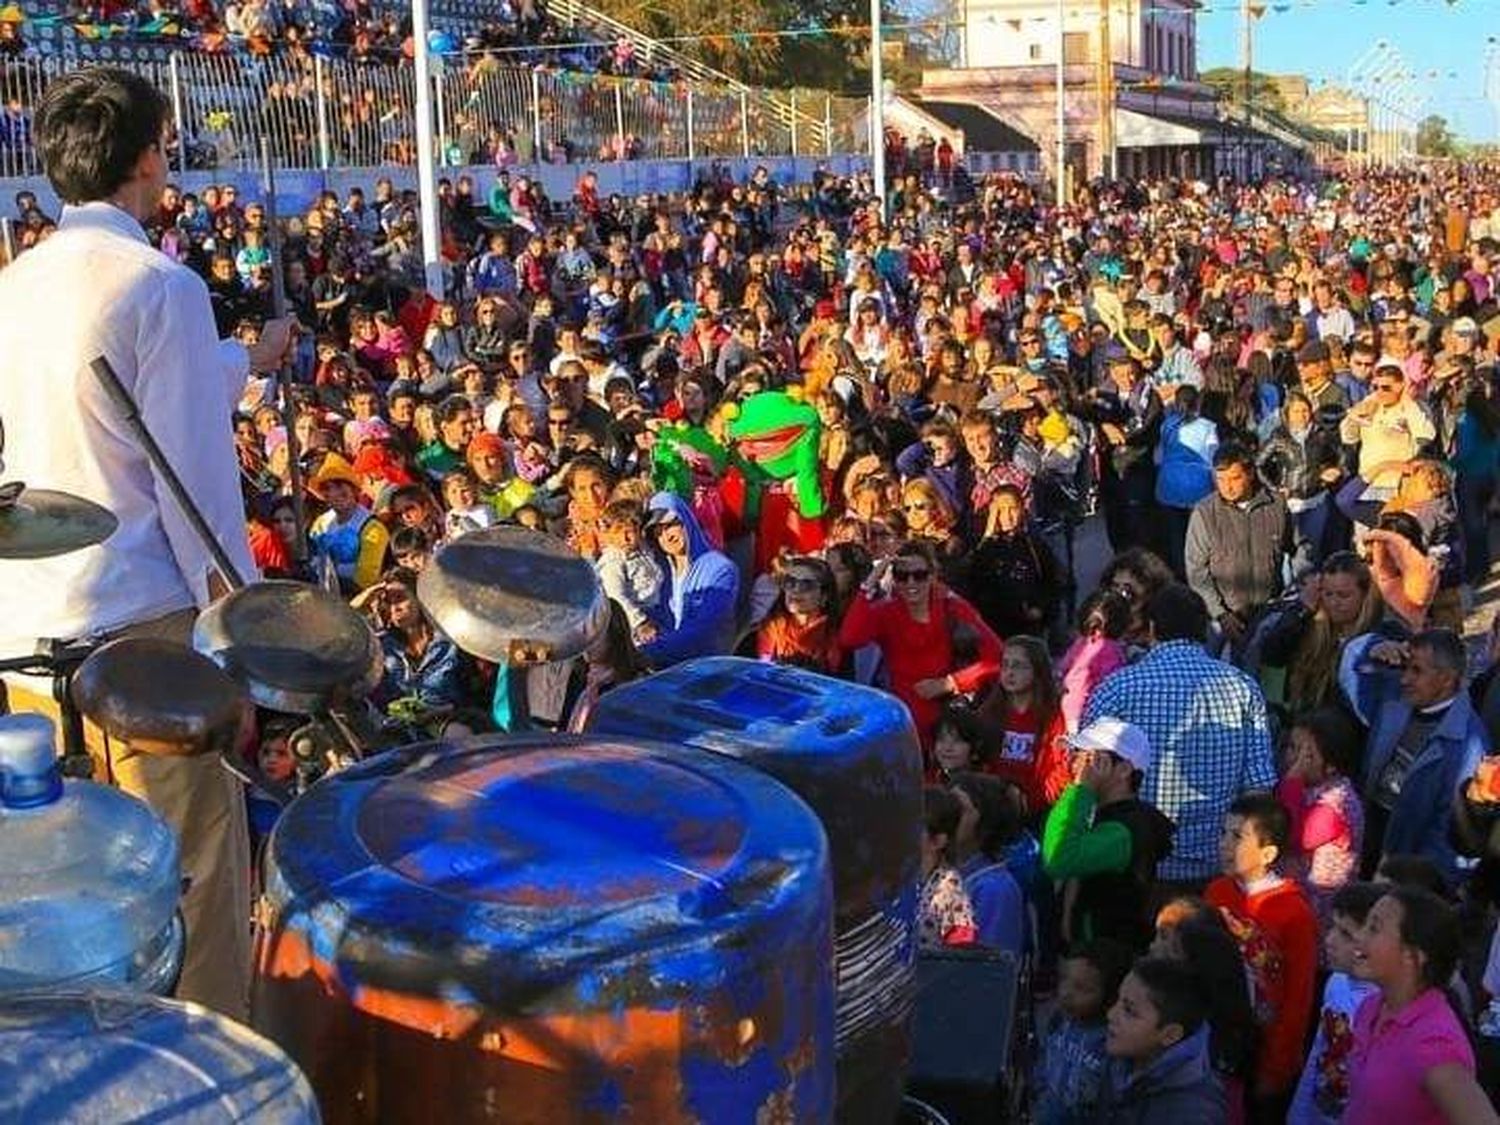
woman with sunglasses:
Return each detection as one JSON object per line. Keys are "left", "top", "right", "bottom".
{"left": 899, "top": 477, "right": 969, "bottom": 593}
{"left": 838, "top": 539, "right": 1003, "bottom": 752}
{"left": 756, "top": 557, "right": 845, "bottom": 676}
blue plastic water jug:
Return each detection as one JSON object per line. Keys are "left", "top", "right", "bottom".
{"left": 0, "top": 714, "right": 183, "bottom": 993}
{"left": 0, "top": 990, "right": 320, "bottom": 1122}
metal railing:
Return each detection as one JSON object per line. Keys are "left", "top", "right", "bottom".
{"left": 537, "top": 0, "right": 843, "bottom": 154}
{"left": 0, "top": 52, "right": 866, "bottom": 178}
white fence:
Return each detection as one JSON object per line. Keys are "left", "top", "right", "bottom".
{"left": 0, "top": 53, "right": 869, "bottom": 178}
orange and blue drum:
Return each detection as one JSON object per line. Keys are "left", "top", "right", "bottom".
{"left": 587, "top": 658, "right": 924, "bottom": 1124}
{"left": 252, "top": 734, "right": 836, "bottom": 1124}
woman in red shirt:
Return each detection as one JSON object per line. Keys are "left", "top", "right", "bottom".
{"left": 974, "top": 635, "right": 1069, "bottom": 815}
{"left": 757, "top": 556, "right": 845, "bottom": 676}
{"left": 838, "top": 540, "right": 1003, "bottom": 752}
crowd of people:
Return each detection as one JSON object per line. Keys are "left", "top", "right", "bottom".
{"left": 15, "top": 0, "right": 615, "bottom": 69}
{"left": 11, "top": 64, "right": 1500, "bottom": 1120}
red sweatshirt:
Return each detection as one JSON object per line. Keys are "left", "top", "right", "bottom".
{"left": 838, "top": 586, "right": 1002, "bottom": 748}
{"left": 1206, "top": 874, "right": 1319, "bottom": 1096}
{"left": 980, "top": 703, "right": 1069, "bottom": 814}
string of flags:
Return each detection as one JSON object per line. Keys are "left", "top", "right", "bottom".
{"left": 0, "top": 0, "right": 1481, "bottom": 55}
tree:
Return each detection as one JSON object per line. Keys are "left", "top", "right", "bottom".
{"left": 590, "top": 0, "right": 869, "bottom": 90}
{"left": 1416, "top": 114, "right": 1458, "bottom": 158}
{"left": 1199, "top": 67, "right": 1287, "bottom": 116}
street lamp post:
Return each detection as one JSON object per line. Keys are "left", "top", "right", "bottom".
{"left": 870, "top": 0, "right": 886, "bottom": 220}
{"left": 1055, "top": 0, "right": 1066, "bottom": 203}
{"left": 411, "top": 0, "right": 444, "bottom": 298}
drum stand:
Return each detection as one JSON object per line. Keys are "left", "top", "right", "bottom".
{"left": 0, "top": 639, "right": 101, "bottom": 779}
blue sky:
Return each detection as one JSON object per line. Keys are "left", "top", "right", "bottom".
{"left": 1194, "top": 0, "right": 1493, "bottom": 139}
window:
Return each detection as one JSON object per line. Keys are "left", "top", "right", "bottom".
{"left": 1029, "top": 42, "right": 1042, "bottom": 61}
{"left": 1063, "top": 32, "right": 1088, "bottom": 64}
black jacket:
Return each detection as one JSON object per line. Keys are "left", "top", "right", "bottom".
{"left": 968, "top": 529, "right": 1063, "bottom": 639}
{"left": 1077, "top": 798, "right": 1176, "bottom": 953}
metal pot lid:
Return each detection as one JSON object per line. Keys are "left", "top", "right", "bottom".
{"left": 71, "top": 638, "right": 247, "bottom": 753}
{"left": 192, "top": 581, "right": 381, "bottom": 714}
{"left": 416, "top": 526, "right": 608, "bottom": 665}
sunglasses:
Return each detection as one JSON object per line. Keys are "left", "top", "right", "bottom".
{"left": 903, "top": 501, "right": 933, "bottom": 512}
{"left": 781, "top": 575, "right": 821, "bottom": 593}
{"left": 892, "top": 567, "right": 931, "bottom": 583}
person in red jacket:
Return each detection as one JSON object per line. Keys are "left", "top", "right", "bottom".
{"left": 973, "top": 634, "right": 1069, "bottom": 814}
{"left": 1206, "top": 793, "right": 1319, "bottom": 1124}
{"left": 838, "top": 539, "right": 1003, "bottom": 753}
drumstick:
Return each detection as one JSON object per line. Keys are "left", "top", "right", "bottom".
{"left": 90, "top": 356, "right": 248, "bottom": 591}
{"left": 260, "top": 137, "right": 309, "bottom": 563}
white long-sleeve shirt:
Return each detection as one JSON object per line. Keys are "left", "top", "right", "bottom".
{"left": 0, "top": 202, "right": 256, "bottom": 653}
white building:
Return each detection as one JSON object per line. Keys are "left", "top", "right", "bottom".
{"left": 962, "top": 0, "right": 1199, "bottom": 80}
{"left": 917, "top": 0, "right": 1306, "bottom": 185}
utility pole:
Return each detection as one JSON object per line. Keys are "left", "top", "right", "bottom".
{"left": 1055, "top": 0, "right": 1067, "bottom": 202}
{"left": 1240, "top": 0, "right": 1253, "bottom": 178}
{"left": 870, "top": 0, "right": 886, "bottom": 219}
{"left": 1097, "top": 0, "right": 1114, "bottom": 178}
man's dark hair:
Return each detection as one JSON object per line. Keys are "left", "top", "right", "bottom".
{"left": 390, "top": 526, "right": 430, "bottom": 557}
{"left": 1212, "top": 440, "right": 1256, "bottom": 474}
{"left": 435, "top": 395, "right": 473, "bottom": 426}
{"left": 35, "top": 67, "right": 168, "bottom": 204}
{"left": 1228, "top": 792, "right": 1291, "bottom": 854}
{"left": 1145, "top": 583, "right": 1209, "bottom": 644}
{"left": 1128, "top": 958, "right": 1207, "bottom": 1038}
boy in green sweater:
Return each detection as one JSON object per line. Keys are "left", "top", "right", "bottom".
{"left": 1042, "top": 716, "right": 1176, "bottom": 953}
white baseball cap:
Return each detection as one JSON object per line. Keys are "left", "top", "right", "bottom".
{"left": 1067, "top": 717, "right": 1153, "bottom": 773}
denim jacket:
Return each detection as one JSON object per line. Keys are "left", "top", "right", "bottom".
{"left": 1363, "top": 691, "right": 1489, "bottom": 885}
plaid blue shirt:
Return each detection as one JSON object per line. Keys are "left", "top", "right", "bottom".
{"left": 1082, "top": 640, "right": 1276, "bottom": 882}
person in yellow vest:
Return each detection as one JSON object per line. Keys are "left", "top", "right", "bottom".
{"left": 308, "top": 454, "right": 389, "bottom": 592}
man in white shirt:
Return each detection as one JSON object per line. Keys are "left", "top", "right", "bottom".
{"left": 0, "top": 68, "right": 293, "bottom": 1018}
{"left": 1339, "top": 361, "right": 1437, "bottom": 495}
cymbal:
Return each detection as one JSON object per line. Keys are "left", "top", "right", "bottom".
{"left": 0, "top": 484, "right": 118, "bottom": 559}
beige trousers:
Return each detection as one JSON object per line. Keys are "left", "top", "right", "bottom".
{"left": 5, "top": 608, "right": 253, "bottom": 1020}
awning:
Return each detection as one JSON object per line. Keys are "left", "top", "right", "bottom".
{"left": 1115, "top": 108, "right": 1212, "bottom": 149}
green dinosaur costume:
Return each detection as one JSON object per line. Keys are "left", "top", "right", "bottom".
{"left": 724, "top": 390, "right": 826, "bottom": 571}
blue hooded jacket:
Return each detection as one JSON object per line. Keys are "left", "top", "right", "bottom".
{"left": 1095, "top": 1024, "right": 1226, "bottom": 1124}
{"left": 640, "top": 491, "right": 741, "bottom": 667}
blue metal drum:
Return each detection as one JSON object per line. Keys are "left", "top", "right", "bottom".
{"left": 0, "top": 990, "right": 319, "bottom": 1122}
{"left": 252, "top": 734, "right": 836, "bottom": 1124}
{"left": 586, "top": 657, "right": 925, "bottom": 1124}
